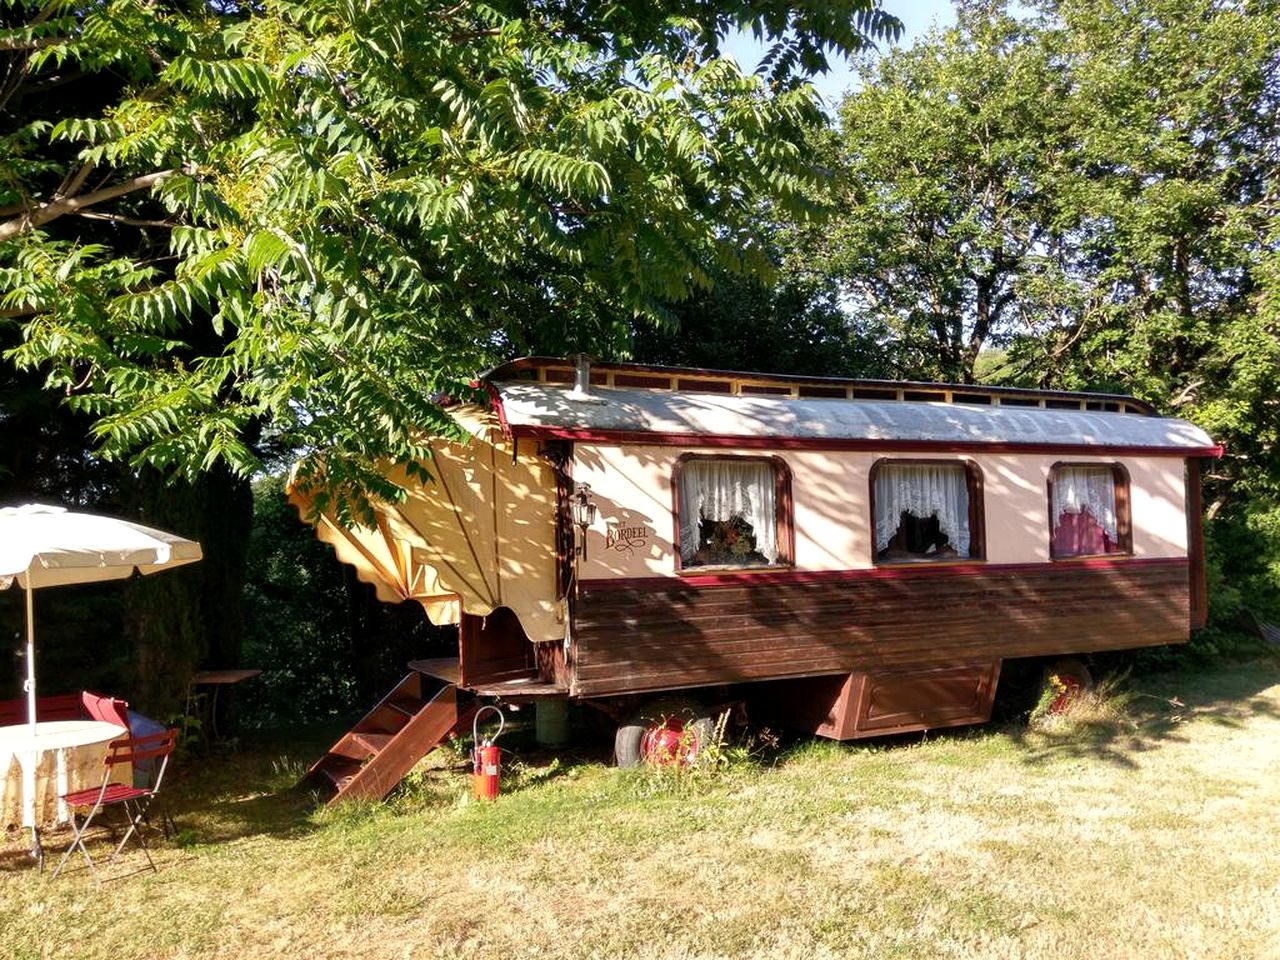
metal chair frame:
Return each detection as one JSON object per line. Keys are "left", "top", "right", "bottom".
{"left": 51, "top": 729, "right": 177, "bottom": 883}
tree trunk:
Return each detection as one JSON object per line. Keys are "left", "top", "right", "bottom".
{"left": 121, "top": 465, "right": 253, "bottom": 719}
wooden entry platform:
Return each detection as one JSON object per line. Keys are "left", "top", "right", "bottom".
{"left": 409, "top": 658, "right": 568, "bottom": 700}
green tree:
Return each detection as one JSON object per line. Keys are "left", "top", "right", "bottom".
{"left": 0, "top": 362, "right": 251, "bottom": 716}
{"left": 1014, "top": 0, "right": 1279, "bottom": 491}
{"left": 1, "top": 0, "right": 901, "bottom": 524}
{"left": 801, "top": 1, "right": 1071, "bottom": 382}
{"left": 630, "top": 265, "right": 895, "bottom": 378}
{"left": 1022, "top": 0, "right": 1280, "bottom": 625}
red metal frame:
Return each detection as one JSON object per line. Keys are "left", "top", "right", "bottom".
{"left": 52, "top": 729, "right": 177, "bottom": 883}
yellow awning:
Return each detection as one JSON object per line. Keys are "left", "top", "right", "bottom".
{"left": 289, "top": 416, "right": 561, "bottom": 643}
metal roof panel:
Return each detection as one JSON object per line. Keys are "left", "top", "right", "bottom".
{"left": 494, "top": 383, "right": 1215, "bottom": 452}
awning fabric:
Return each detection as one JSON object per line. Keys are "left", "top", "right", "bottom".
{"left": 288, "top": 418, "right": 561, "bottom": 644}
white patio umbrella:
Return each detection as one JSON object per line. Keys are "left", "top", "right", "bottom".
{"left": 0, "top": 503, "right": 203, "bottom": 732}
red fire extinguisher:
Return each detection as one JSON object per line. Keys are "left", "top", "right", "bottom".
{"left": 472, "top": 705, "right": 505, "bottom": 801}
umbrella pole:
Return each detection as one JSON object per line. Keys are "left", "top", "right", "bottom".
{"left": 24, "top": 581, "right": 35, "bottom": 729}
{"left": 22, "top": 580, "right": 42, "bottom": 866}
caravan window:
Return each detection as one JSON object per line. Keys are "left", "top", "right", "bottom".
{"left": 872, "top": 460, "right": 985, "bottom": 563}
{"left": 1049, "top": 463, "right": 1131, "bottom": 558}
{"left": 674, "top": 456, "right": 791, "bottom": 569}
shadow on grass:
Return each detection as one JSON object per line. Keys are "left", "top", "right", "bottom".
{"left": 0, "top": 722, "right": 346, "bottom": 874}
{"left": 1003, "top": 658, "right": 1280, "bottom": 769}
{"left": 161, "top": 722, "right": 346, "bottom": 845}
{"left": 752, "top": 658, "right": 1280, "bottom": 775}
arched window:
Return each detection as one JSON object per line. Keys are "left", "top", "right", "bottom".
{"left": 673, "top": 455, "right": 792, "bottom": 570}
{"left": 1048, "top": 463, "right": 1132, "bottom": 558}
{"left": 871, "top": 460, "right": 985, "bottom": 563}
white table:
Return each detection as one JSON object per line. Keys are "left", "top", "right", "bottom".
{"left": 0, "top": 721, "right": 128, "bottom": 859}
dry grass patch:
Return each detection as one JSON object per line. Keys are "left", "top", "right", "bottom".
{"left": 2, "top": 660, "right": 1279, "bottom": 959}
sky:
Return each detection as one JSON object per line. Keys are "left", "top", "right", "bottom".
{"left": 720, "top": 1, "right": 959, "bottom": 108}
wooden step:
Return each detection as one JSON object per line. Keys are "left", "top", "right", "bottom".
{"left": 384, "top": 695, "right": 425, "bottom": 718}
{"left": 350, "top": 732, "right": 394, "bottom": 754}
{"left": 313, "top": 755, "right": 363, "bottom": 792}
{"left": 303, "top": 675, "right": 478, "bottom": 806}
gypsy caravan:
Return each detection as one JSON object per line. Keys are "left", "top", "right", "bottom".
{"left": 292, "top": 357, "right": 1219, "bottom": 800}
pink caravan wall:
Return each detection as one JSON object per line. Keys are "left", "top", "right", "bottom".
{"left": 571, "top": 444, "right": 1190, "bottom": 579}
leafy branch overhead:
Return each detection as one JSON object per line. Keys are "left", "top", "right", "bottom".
{"left": 0, "top": 0, "right": 901, "bottom": 522}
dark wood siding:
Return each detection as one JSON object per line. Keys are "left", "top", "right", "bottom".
{"left": 459, "top": 609, "right": 535, "bottom": 687}
{"left": 572, "top": 559, "right": 1190, "bottom": 697}
{"left": 1186, "top": 459, "right": 1208, "bottom": 630}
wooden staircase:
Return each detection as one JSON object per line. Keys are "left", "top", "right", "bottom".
{"left": 305, "top": 673, "right": 477, "bottom": 805}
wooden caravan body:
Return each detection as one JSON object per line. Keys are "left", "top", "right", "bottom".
{"left": 294, "top": 357, "right": 1220, "bottom": 748}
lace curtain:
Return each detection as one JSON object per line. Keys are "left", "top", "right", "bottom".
{"left": 678, "top": 460, "right": 777, "bottom": 564}
{"left": 1052, "top": 466, "right": 1117, "bottom": 539}
{"left": 874, "top": 463, "right": 972, "bottom": 558}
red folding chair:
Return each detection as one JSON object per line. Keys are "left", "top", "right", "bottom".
{"left": 51, "top": 729, "right": 178, "bottom": 882}
{"left": 80, "top": 691, "right": 130, "bottom": 730}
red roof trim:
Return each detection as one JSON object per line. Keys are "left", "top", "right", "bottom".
{"left": 485, "top": 383, "right": 511, "bottom": 437}
{"left": 579, "top": 556, "right": 1189, "bottom": 592}
{"left": 509, "top": 425, "right": 1222, "bottom": 459}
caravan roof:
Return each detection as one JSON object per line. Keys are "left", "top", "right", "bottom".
{"left": 490, "top": 376, "right": 1218, "bottom": 458}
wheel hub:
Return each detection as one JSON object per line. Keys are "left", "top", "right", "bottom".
{"left": 640, "top": 719, "right": 699, "bottom": 766}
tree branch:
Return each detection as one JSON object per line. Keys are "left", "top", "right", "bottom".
{"left": 449, "top": 28, "right": 502, "bottom": 42}
{"left": 0, "top": 169, "right": 173, "bottom": 241}
{"left": 72, "top": 209, "right": 174, "bottom": 229}
{"left": 57, "top": 161, "right": 96, "bottom": 200}
{"left": 0, "top": 36, "right": 63, "bottom": 52}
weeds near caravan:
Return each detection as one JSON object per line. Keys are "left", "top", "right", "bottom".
{"left": 1029, "top": 672, "right": 1138, "bottom": 737}
{"left": 620, "top": 711, "right": 789, "bottom": 800}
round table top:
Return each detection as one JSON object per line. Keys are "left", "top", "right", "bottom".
{"left": 0, "top": 720, "right": 128, "bottom": 753}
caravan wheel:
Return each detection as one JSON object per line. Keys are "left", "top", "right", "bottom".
{"left": 615, "top": 699, "right": 717, "bottom": 768}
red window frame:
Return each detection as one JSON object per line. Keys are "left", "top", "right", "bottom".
{"left": 671, "top": 454, "right": 794, "bottom": 573}
{"left": 1047, "top": 461, "right": 1133, "bottom": 559}
{"left": 868, "top": 458, "right": 986, "bottom": 565}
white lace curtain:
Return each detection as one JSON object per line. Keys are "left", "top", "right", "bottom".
{"left": 874, "top": 463, "right": 972, "bottom": 557}
{"left": 1052, "top": 466, "right": 1117, "bottom": 539}
{"left": 678, "top": 460, "right": 777, "bottom": 563}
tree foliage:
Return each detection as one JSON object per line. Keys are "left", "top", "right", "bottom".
{"left": 802, "top": 3, "right": 1071, "bottom": 382}
{"left": 1, "top": 0, "right": 901, "bottom": 523}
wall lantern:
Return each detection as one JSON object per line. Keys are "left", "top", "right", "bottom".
{"left": 572, "top": 482, "right": 598, "bottom": 561}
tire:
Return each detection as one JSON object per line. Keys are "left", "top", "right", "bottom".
{"left": 1042, "top": 658, "right": 1094, "bottom": 714}
{"left": 614, "top": 698, "right": 718, "bottom": 769}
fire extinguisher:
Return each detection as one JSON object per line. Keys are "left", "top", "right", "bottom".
{"left": 472, "top": 705, "right": 505, "bottom": 801}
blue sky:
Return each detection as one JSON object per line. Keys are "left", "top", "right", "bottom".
{"left": 720, "top": 1, "right": 959, "bottom": 108}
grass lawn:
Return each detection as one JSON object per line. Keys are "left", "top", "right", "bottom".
{"left": 3, "top": 658, "right": 1279, "bottom": 960}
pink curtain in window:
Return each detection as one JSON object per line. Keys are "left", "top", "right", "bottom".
{"left": 1052, "top": 466, "right": 1117, "bottom": 556}
{"left": 1052, "top": 507, "right": 1112, "bottom": 556}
